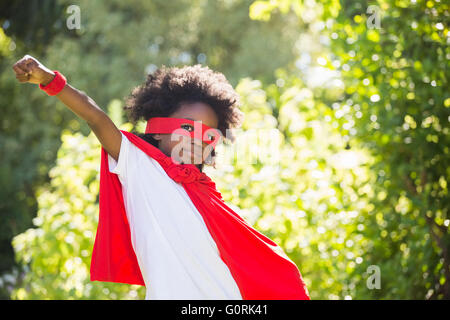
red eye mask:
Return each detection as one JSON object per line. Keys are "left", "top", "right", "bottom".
{"left": 145, "top": 117, "right": 222, "bottom": 149}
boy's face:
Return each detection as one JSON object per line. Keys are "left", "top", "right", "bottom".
{"left": 152, "top": 102, "right": 219, "bottom": 165}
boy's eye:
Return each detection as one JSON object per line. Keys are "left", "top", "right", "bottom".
{"left": 181, "top": 124, "right": 194, "bottom": 132}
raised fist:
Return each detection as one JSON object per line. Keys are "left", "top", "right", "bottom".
{"left": 12, "top": 55, "right": 55, "bottom": 85}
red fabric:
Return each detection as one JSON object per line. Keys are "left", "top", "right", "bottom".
{"left": 39, "top": 70, "right": 67, "bottom": 96}
{"left": 90, "top": 130, "right": 310, "bottom": 299}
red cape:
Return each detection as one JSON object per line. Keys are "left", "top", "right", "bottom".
{"left": 90, "top": 130, "right": 310, "bottom": 300}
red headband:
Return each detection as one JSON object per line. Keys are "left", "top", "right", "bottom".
{"left": 145, "top": 117, "right": 222, "bottom": 149}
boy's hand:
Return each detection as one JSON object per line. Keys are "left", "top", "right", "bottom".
{"left": 12, "top": 55, "right": 55, "bottom": 86}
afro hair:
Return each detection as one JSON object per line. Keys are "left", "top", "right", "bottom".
{"left": 124, "top": 64, "right": 244, "bottom": 171}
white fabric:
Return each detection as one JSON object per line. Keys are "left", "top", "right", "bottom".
{"left": 107, "top": 132, "right": 242, "bottom": 300}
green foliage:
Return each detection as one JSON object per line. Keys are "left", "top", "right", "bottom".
{"left": 327, "top": 0, "right": 449, "bottom": 300}
{"left": 247, "top": 0, "right": 449, "bottom": 299}
{"left": 0, "top": 47, "right": 80, "bottom": 300}
{"left": 0, "top": 0, "right": 66, "bottom": 54}
{"left": 11, "top": 103, "right": 145, "bottom": 299}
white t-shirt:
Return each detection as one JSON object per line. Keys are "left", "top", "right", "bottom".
{"left": 107, "top": 132, "right": 242, "bottom": 300}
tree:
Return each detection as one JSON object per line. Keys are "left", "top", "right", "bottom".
{"left": 250, "top": 0, "right": 449, "bottom": 299}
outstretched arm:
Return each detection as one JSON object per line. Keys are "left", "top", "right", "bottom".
{"left": 12, "top": 55, "right": 122, "bottom": 161}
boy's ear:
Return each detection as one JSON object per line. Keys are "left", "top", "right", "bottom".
{"left": 152, "top": 134, "right": 162, "bottom": 140}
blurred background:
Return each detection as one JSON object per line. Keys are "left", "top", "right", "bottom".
{"left": 0, "top": 0, "right": 448, "bottom": 300}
